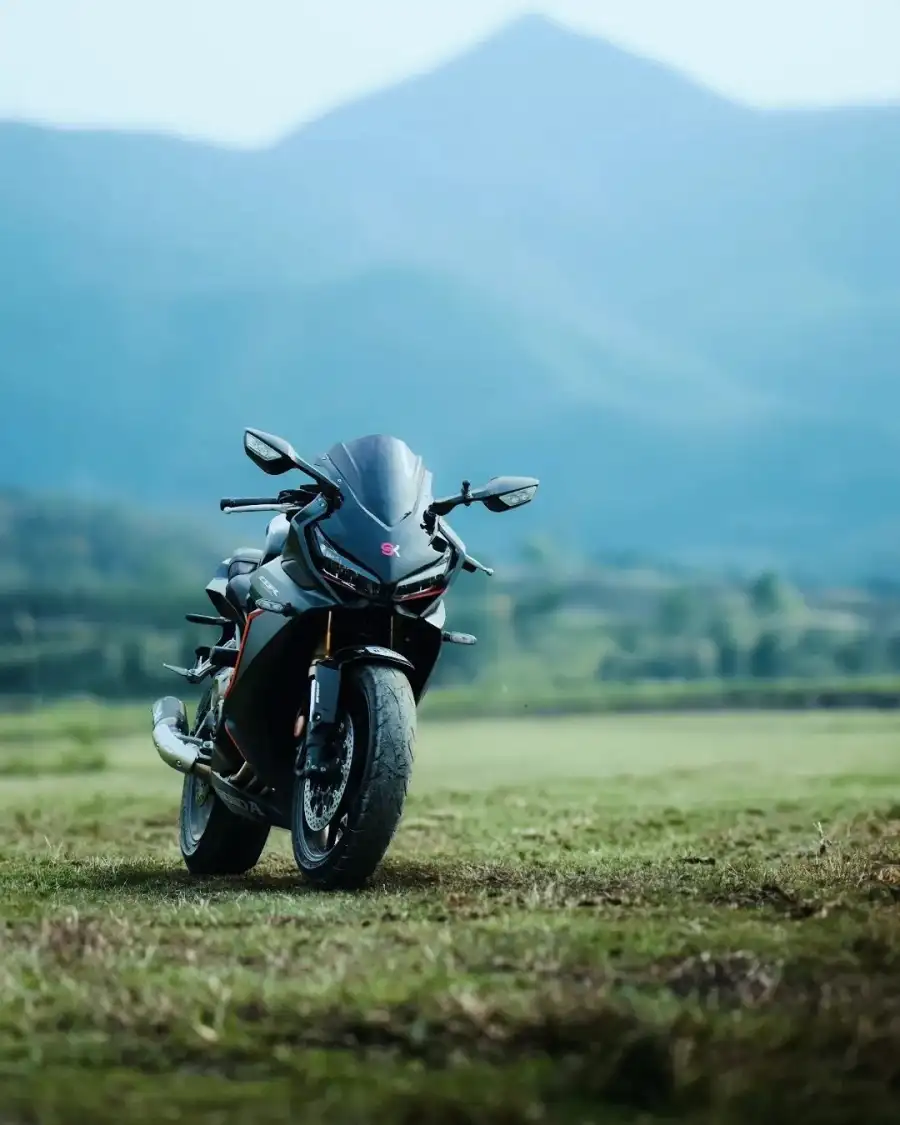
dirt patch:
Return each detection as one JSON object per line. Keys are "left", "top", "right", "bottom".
{"left": 0, "top": 913, "right": 136, "bottom": 965}
{"left": 707, "top": 881, "right": 822, "bottom": 918}
{"left": 233, "top": 997, "right": 678, "bottom": 1112}
{"left": 375, "top": 860, "right": 857, "bottom": 920}
{"left": 639, "top": 936, "right": 900, "bottom": 1014}
{"left": 656, "top": 951, "right": 782, "bottom": 1006}
{"left": 372, "top": 861, "right": 645, "bottom": 913}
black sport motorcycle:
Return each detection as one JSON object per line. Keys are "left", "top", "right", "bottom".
{"left": 151, "top": 428, "right": 538, "bottom": 889}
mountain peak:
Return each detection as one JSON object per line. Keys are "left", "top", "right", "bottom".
{"left": 282, "top": 9, "right": 739, "bottom": 153}
{"left": 487, "top": 12, "right": 579, "bottom": 42}
{"left": 459, "top": 12, "right": 738, "bottom": 113}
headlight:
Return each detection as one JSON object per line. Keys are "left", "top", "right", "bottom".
{"left": 499, "top": 486, "right": 536, "bottom": 508}
{"left": 311, "top": 528, "right": 380, "bottom": 597}
{"left": 394, "top": 555, "right": 452, "bottom": 602}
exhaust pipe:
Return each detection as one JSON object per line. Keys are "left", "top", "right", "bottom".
{"left": 151, "top": 696, "right": 208, "bottom": 776}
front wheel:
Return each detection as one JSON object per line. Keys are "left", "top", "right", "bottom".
{"left": 292, "top": 663, "right": 416, "bottom": 890}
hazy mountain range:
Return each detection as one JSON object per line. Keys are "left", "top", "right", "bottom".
{"left": 2, "top": 15, "right": 899, "bottom": 575}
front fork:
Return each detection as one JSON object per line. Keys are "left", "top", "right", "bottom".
{"left": 294, "top": 611, "right": 415, "bottom": 780}
{"left": 298, "top": 661, "right": 343, "bottom": 779}
{"left": 295, "top": 612, "right": 342, "bottom": 780}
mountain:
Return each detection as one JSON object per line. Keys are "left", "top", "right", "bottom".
{"left": 2, "top": 14, "right": 899, "bottom": 574}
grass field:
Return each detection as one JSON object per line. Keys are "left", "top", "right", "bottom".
{"left": 2, "top": 711, "right": 900, "bottom": 1124}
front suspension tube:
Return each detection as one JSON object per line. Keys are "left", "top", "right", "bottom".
{"left": 298, "top": 660, "right": 342, "bottom": 777}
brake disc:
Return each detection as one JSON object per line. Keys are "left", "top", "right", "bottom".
{"left": 303, "top": 716, "right": 354, "bottom": 832}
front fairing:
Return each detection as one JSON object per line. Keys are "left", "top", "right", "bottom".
{"left": 314, "top": 434, "right": 448, "bottom": 586}
{"left": 316, "top": 505, "right": 446, "bottom": 586}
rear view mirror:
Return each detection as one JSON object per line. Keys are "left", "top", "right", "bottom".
{"left": 428, "top": 475, "right": 539, "bottom": 518}
{"left": 474, "top": 476, "right": 539, "bottom": 513}
{"left": 243, "top": 428, "right": 345, "bottom": 497}
{"left": 244, "top": 429, "right": 298, "bottom": 476}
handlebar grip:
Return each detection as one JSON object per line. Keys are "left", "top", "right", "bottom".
{"left": 219, "top": 497, "right": 279, "bottom": 510}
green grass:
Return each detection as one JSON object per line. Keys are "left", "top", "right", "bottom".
{"left": 421, "top": 674, "right": 900, "bottom": 718}
{"left": 0, "top": 701, "right": 114, "bottom": 777}
{"left": 0, "top": 700, "right": 146, "bottom": 745}
{"left": 1, "top": 712, "right": 900, "bottom": 1123}
{"left": 0, "top": 743, "right": 108, "bottom": 778}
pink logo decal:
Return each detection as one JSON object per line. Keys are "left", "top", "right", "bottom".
{"left": 381, "top": 542, "right": 400, "bottom": 557}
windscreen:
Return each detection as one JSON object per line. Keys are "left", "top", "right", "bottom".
{"left": 311, "top": 435, "right": 445, "bottom": 584}
{"left": 319, "top": 435, "right": 431, "bottom": 528}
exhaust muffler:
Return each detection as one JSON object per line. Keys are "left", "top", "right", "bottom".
{"left": 151, "top": 696, "right": 209, "bottom": 776}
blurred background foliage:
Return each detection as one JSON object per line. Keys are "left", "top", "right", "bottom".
{"left": 2, "top": 491, "right": 898, "bottom": 713}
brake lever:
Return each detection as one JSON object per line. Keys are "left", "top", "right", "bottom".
{"left": 463, "top": 555, "right": 493, "bottom": 577}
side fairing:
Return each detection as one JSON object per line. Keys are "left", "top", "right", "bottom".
{"left": 220, "top": 559, "right": 337, "bottom": 787}
{"left": 234, "top": 558, "right": 334, "bottom": 695}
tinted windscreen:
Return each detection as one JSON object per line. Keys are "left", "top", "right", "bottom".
{"left": 319, "top": 435, "right": 431, "bottom": 529}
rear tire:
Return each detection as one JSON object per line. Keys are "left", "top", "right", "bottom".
{"left": 292, "top": 663, "right": 415, "bottom": 890}
{"left": 179, "top": 686, "right": 270, "bottom": 876}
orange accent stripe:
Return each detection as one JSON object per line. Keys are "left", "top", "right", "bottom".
{"left": 396, "top": 586, "right": 445, "bottom": 602}
{"left": 224, "top": 608, "right": 264, "bottom": 700}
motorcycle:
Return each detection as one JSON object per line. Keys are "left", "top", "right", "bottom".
{"left": 150, "top": 428, "right": 539, "bottom": 889}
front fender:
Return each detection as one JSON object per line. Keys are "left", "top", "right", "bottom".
{"left": 330, "top": 645, "right": 415, "bottom": 674}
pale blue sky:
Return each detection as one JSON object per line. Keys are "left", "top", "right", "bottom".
{"left": 1, "top": 0, "right": 898, "bottom": 146}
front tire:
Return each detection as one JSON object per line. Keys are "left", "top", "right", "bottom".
{"left": 292, "top": 663, "right": 416, "bottom": 890}
{"left": 179, "top": 686, "right": 270, "bottom": 876}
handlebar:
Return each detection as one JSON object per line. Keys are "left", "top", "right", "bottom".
{"left": 219, "top": 497, "right": 280, "bottom": 511}
{"left": 219, "top": 493, "right": 494, "bottom": 577}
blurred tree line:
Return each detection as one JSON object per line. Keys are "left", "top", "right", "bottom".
{"left": 1, "top": 496, "right": 899, "bottom": 703}
{"left": 435, "top": 547, "right": 900, "bottom": 696}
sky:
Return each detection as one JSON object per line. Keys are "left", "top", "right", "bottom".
{"left": 1, "top": 0, "right": 898, "bottom": 146}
